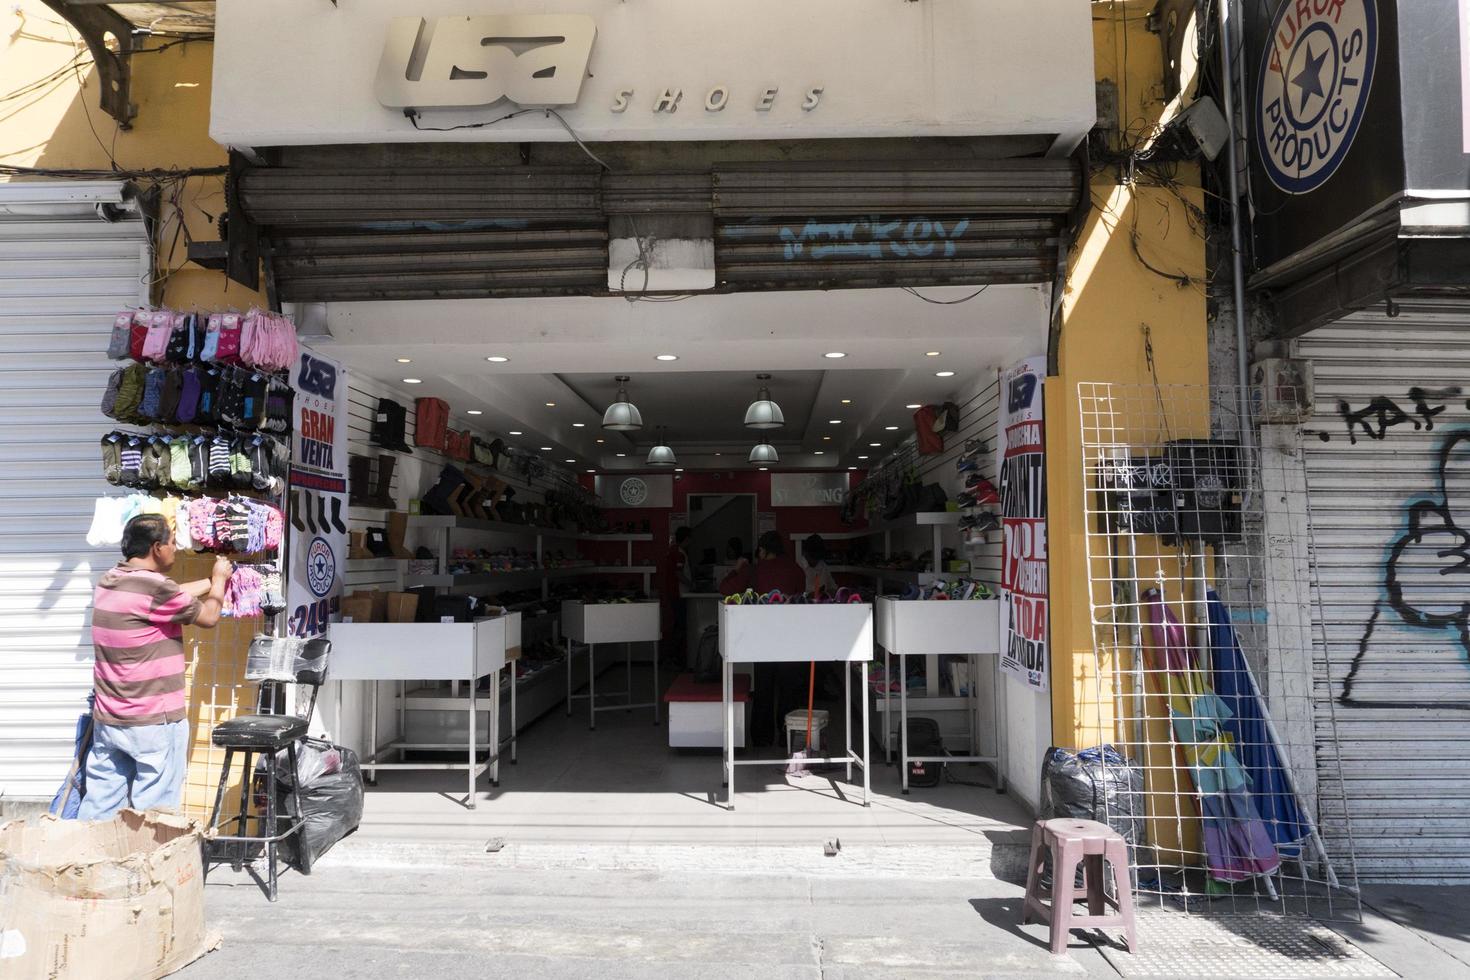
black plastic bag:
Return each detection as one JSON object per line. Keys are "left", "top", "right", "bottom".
{"left": 1039, "top": 745, "right": 1145, "bottom": 843}
{"left": 275, "top": 738, "right": 364, "bottom": 873}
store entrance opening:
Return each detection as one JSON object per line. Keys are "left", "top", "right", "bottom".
{"left": 306, "top": 284, "right": 1053, "bottom": 850}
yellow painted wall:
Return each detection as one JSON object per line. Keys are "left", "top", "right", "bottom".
{"left": 1045, "top": 1, "right": 1212, "bottom": 864}
{"left": 2, "top": 3, "right": 265, "bottom": 819}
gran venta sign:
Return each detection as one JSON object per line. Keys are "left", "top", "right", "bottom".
{"left": 375, "top": 13, "right": 823, "bottom": 115}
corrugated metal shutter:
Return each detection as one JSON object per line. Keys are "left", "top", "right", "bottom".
{"left": 712, "top": 161, "right": 1076, "bottom": 289}
{"left": 234, "top": 160, "right": 1077, "bottom": 300}
{"left": 0, "top": 181, "right": 150, "bottom": 800}
{"left": 1297, "top": 302, "right": 1470, "bottom": 882}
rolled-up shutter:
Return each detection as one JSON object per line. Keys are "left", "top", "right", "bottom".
{"left": 233, "top": 158, "right": 1079, "bottom": 300}
{"left": 0, "top": 180, "right": 150, "bottom": 800}
{"left": 237, "top": 167, "right": 608, "bottom": 301}
{"left": 712, "top": 160, "right": 1077, "bottom": 289}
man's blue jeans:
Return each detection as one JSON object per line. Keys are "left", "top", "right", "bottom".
{"left": 76, "top": 719, "right": 190, "bottom": 820}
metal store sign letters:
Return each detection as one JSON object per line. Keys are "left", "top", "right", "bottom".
{"left": 376, "top": 15, "right": 598, "bottom": 109}
{"left": 375, "top": 13, "right": 822, "bottom": 115}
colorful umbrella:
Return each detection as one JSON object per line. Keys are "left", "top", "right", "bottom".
{"left": 1142, "top": 589, "right": 1281, "bottom": 883}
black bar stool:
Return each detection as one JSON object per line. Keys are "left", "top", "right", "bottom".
{"left": 206, "top": 636, "right": 330, "bottom": 901}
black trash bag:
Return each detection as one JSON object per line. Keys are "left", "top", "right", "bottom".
{"left": 1039, "top": 745, "right": 1148, "bottom": 888}
{"left": 1040, "top": 745, "right": 1145, "bottom": 843}
{"left": 275, "top": 738, "right": 364, "bottom": 873}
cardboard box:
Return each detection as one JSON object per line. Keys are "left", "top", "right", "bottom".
{"left": 385, "top": 592, "right": 419, "bottom": 623}
{"left": 339, "top": 595, "right": 375, "bottom": 624}
{"left": 0, "top": 810, "right": 218, "bottom": 980}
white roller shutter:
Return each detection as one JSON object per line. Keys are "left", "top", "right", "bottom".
{"left": 1297, "top": 302, "right": 1470, "bottom": 882}
{"left": 0, "top": 181, "right": 150, "bottom": 801}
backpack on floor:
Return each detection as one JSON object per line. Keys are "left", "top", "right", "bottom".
{"left": 693, "top": 625, "right": 721, "bottom": 684}
{"left": 906, "top": 716, "right": 945, "bottom": 788}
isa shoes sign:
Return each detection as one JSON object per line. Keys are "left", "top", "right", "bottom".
{"left": 287, "top": 346, "right": 348, "bottom": 637}
{"left": 997, "top": 357, "right": 1048, "bottom": 692}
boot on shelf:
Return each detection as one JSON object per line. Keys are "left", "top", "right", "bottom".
{"left": 387, "top": 511, "right": 413, "bottom": 559}
{"left": 446, "top": 479, "right": 470, "bottom": 517}
{"left": 348, "top": 530, "right": 373, "bottom": 560}
{"left": 461, "top": 473, "right": 489, "bottom": 520}
{"left": 368, "top": 454, "right": 398, "bottom": 510}
{"left": 348, "top": 454, "right": 372, "bottom": 506}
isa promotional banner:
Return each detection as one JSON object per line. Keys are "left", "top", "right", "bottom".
{"left": 287, "top": 346, "right": 348, "bottom": 637}
{"left": 997, "top": 357, "right": 1048, "bottom": 691}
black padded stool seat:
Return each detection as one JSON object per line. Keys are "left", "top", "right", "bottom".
{"left": 212, "top": 714, "right": 309, "bottom": 750}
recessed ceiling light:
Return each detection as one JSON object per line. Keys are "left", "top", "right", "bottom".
{"left": 828, "top": 419, "right": 842, "bottom": 425}
{"left": 572, "top": 422, "right": 586, "bottom": 428}
{"left": 564, "top": 458, "right": 575, "bottom": 463}
{"left": 823, "top": 436, "right": 832, "bottom": 441}
{"left": 586, "top": 469, "right": 596, "bottom": 474}
{"left": 402, "top": 378, "right": 422, "bottom": 384}
{"left": 869, "top": 442, "right": 881, "bottom": 447}
{"left": 675, "top": 467, "right": 684, "bottom": 472}
{"left": 885, "top": 425, "right": 899, "bottom": 431}
{"left": 858, "top": 455, "right": 869, "bottom": 460}
{"left": 486, "top": 355, "right": 509, "bottom": 363}
{"left": 466, "top": 410, "right": 483, "bottom": 416}
{"left": 906, "top": 403, "right": 922, "bottom": 409}
{"left": 925, "top": 351, "right": 942, "bottom": 357}
{"left": 545, "top": 401, "right": 557, "bottom": 407}
{"left": 509, "top": 430, "right": 523, "bottom": 436}
{"left": 655, "top": 354, "right": 679, "bottom": 362}
{"left": 814, "top": 451, "right": 825, "bottom": 455}
{"left": 848, "top": 466, "right": 856, "bottom": 471}
{"left": 714, "top": 452, "right": 722, "bottom": 456}
{"left": 935, "top": 371, "right": 955, "bottom": 378}
{"left": 841, "top": 399, "right": 852, "bottom": 405}
{"left": 395, "top": 357, "right": 412, "bottom": 364}
{"left": 824, "top": 352, "right": 846, "bottom": 359}
{"left": 617, "top": 453, "right": 627, "bottom": 457}
{"left": 759, "top": 467, "right": 769, "bottom": 471}
{"left": 596, "top": 438, "right": 605, "bottom": 444}
{"left": 540, "top": 446, "right": 553, "bottom": 451}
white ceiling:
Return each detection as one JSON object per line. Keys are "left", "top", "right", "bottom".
{"left": 304, "top": 284, "right": 1048, "bottom": 470}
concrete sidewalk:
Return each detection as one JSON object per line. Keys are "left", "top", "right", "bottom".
{"left": 176, "top": 838, "right": 1470, "bottom": 979}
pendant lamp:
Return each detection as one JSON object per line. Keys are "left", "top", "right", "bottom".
{"left": 646, "top": 427, "right": 677, "bottom": 466}
{"left": 748, "top": 442, "right": 780, "bottom": 464}
{"left": 743, "top": 373, "right": 785, "bottom": 429}
{"left": 602, "top": 375, "right": 644, "bottom": 431}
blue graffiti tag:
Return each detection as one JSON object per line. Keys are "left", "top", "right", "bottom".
{"left": 772, "top": 217, "right": 972, "bottom": 261}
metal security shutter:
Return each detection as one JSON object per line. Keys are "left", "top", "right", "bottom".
{"left": 1297, "top": 302, "right": 1470, "bottom": 882}
{"left": 713, "top": 160, "right": 1077, "bottom": 289}
{"left": 0, "top": 181, "right": 149, "bottom": 800}
{"left": 236, "top": 167, "right": 609, "bottom": 302}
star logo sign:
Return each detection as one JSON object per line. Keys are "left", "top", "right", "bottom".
{"left": 1254, "top": 0, "right": 1377, "bottom": 194}
{"left": 1291, "top": 43, "right": 1329, "bottom": 113}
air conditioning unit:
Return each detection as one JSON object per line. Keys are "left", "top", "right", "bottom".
{"left": 1250, "top": 357, "right": 1314, "bottom": 424}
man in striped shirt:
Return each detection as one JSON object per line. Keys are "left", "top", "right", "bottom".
{"left": 78, "top": 513, "right": 231, "bottom": 819}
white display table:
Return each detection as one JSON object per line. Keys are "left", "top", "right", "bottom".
{"left": 561, "top": 600, "right": 661, "bottom": 729}
{"left": 874, "top": 597, "right": 1004, "bottom": 793}
{"left": 329, "top": 614, "right": 520, "bottom": 809}
{"left": 717, "top": 603, "right": 874, "bottom": 809}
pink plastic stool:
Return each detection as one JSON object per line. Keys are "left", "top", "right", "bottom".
{"left": 1021, "top": 818, "right": 1137, "bottom": 955}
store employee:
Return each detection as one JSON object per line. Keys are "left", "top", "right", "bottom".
{"left": 719, "top": 530, "right": 805, "bottom": 597}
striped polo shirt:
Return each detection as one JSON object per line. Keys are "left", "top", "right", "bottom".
{"left": 91, "top": 564, "right": 202, "bottom": 727}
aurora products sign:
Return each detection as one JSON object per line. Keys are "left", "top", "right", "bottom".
{"left": 1255, "top": 0, "right": 1378, "bottom": 195}
{"left": 375, "top": 13, "right": 824, "bottom": 115}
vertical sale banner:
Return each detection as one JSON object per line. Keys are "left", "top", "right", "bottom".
{"left": 997, "top": 357, "right": 1049, "bottom": 691}
{"left": 287, "top": 346, "right": 348, "bottom": 637}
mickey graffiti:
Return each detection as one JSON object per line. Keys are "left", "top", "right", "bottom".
{"left": 1341, "top": 429, "right": 1470, "bottom": 708}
